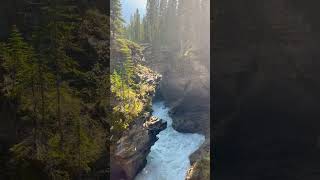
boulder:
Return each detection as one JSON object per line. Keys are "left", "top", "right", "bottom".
{"left": 144, "top": 116, "right": 167, "bottom": 136}
{"left": 111, "top": 115, "right": 167, "bottom": 180}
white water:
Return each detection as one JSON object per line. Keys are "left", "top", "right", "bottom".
{"left": 135, "top": 101, "right": 205, "bottom": 180}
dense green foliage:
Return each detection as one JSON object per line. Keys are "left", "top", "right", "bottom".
{"left": 126, "top": 9, "right": 142, "bottom": 42}
{"left": 110, "top": 38, "right": 148, "bottom": 135}
{"left": 0, "top": 0, "right": 158, "bottom": 178}
{"left": 111, "top": 0, "right": 125, "bottom": 39}
{"left": 0, "top": 11, "right": 106, "bottom": 180}
{"left": 0, "top": 2, "right": 108, "bottom": 179}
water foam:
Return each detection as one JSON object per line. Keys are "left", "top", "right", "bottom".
{"left": 135, "top": 101, "right": 205, "bottom": 180}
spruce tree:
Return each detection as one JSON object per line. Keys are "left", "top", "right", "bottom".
{"left": 146, "top": 0, "right": 159, "bottom": 43}
{"left": 143, "top": 15, "right": 148, "bottom": 43}
{"left": 166, "top": 0, "right": 178, "bottom": 48}
{"left": 0, "top": 26, "right": 35, "bottom": 139}
{"left": 0, "top": 26, "right": 47, "bottom": 162}
{"left": 110, "top": 0, "right": 125, "bottom": 39}
{"left": 134, "top": 9, "right": 141, "bottom": 42}
{"left": 140, "top": 16, "right": 145, "bottom": 43}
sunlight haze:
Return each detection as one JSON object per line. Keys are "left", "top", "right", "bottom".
{"left": 121, "top": 0, "right": 147, "bottom": 24}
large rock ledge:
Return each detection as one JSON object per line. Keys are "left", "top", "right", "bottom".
{"left": 111, "top": 114, "right": 167, "bottom": 180}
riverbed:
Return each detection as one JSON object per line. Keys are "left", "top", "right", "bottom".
{"left": 135, "top": 101, "right": 205, "bottom": 180}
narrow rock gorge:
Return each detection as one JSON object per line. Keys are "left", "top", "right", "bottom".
{"left": 142, "top": 41, "right": 210, "bottom": 180}
{"left": 123, "top": 0, "right": 210, "bottom": 179}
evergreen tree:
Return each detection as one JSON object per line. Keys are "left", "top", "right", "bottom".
{"left": 143, "top": 15, "right": 148, "bottom": 42}
{"left": 145, "top": 0, "right": 160, "bottom": 44}
{"left": 140, "top": 16, "right": 145, "bottom": 42}
{"left": 159, "top": 0, "right": 168, "bottom": 45}
{"left": 127, "top": 14, "right": 134, "bottom": 40}
{"left": 1, "top": 2, "right": 107, "bottom": 179}
{"left": 177, "top": 0, "right": 189, "bottom": 55}
{"left": 0, "top": 26, "right": 35, "bottom": 139}
{"left": 166, "top": 0, "right": 178, "bottom": 48}
{"left": 0, "top": 26, "right": 52, "bottom": 165}
{"left": 110, "top": 0, "right": 125, "bottom": 39}
{"left": 127, "top": 9, "right": 142, "bottom": 43}
{"left": 200, "top": 0, "right": 210, "bottom": 49}
{"left": 134, "top": 9, "right": 141, "bottom": 42}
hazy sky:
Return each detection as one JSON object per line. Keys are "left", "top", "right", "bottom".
{"left": 121, "top": 0, "right": 147, "bottom": 24}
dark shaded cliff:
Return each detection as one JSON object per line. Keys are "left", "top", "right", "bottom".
{"left": 214, "top": 0, "right": 320, "bottom": 179}
{"left": 142, "top": 42, "right": 210, "bottom": 179}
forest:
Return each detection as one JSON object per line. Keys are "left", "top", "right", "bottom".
{"left": 0, "top": 1, "right": 111, "bottom": 179}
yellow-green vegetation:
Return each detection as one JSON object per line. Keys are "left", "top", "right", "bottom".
{"left": 110, "top": 38, "right": 156, "bottom": 134}
{"left": 111, "top": 69, "right": 144, "bottom": 130}
{"left": 116, "top": 38, "right": 142, "bottom": 55}
{"left": 111, "top": 38, "right": 143, "bottom": 70}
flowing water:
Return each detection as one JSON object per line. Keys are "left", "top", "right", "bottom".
{"left": 135, "top": 101, "right": 205, "bottom": 180}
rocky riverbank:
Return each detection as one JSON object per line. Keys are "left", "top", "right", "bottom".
{"left": 111, "top": 114, "right": 167, "bottom": 180}
{"left": 142, "top": 44, "right": 210, "bottom": 180}
{"left": 110, "top": 63, "right": 166, "bottom": 180}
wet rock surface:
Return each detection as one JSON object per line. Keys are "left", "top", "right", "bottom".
{"left": 111, "top": 114, "right": 167, "bottom": 180}
{"left": 142, "top": 45, "right": 210, "bottom": 136}
{"left": 141, "top": 43, "right": 210, "bottom": 180}
{"left": 144, "top": 116, "right": 167, "bottom": 135}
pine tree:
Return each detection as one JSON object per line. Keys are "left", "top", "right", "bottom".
{"left": 166, "top": 0, "right": 178, "bottom": 48}
{"left": 146, "top": 0, "right": 159, "bottom": 43}
{"left": 159, "top": 0, "right": 168, "bottom": 46}
{"left": 45, "top": 0, "right": 80, "bottom": 154}
{"left": 127, "top": 15, "right": 134, "bottom": 40}
{"left": 0, "top": 26, "right": 47, "bottom": 161}
{"left": 0, "top": 26, "right": 35, "bottom": 139}
{"left": 140, "top": 16, "right": 145, "bottom": 42}
{"left": 177, "top": 0, "right": 188, "bottom": 55}
{"left": 5, "top": 1, "right": 106, "bottom": 179}
{"left": 200, "top": 0, "right": 210, "bottom": 49}
{"left": 127, "top": 9, "right": 144, "bottom": 43}
{"left": 134, "top": 9, "right": 141, "bottom": 42}
{"left": 111, "top": 0, "right": 125, "bottom": 39}
{"left": 143, "top": 15, "right": 148, "bottom": 43}
{"left": 124, "top": 57, "right": 134, "bottom": 85}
